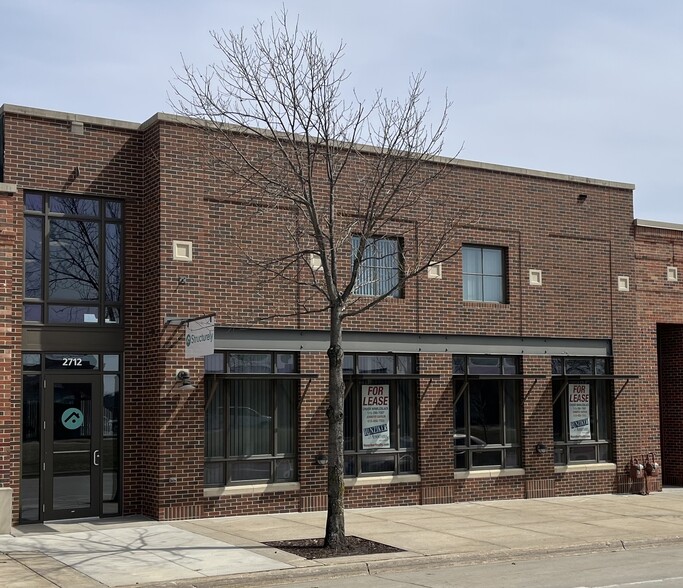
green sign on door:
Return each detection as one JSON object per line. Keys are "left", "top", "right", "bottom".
{"left": 61, "top": 408, "right": 84, "bottom": 430}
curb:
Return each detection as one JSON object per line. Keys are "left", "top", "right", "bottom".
{"left": 124, "top": 534, "right": 683, "bottom": 588}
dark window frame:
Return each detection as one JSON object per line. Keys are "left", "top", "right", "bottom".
{"left": 23, "top": 191, "right": 123, "bottom": 326}
{"left": 461, "top": 244, "right": 507, "bottom": 303}
{"left": 552, "top": 356, "right": 614, "bottom": 466}
{"left": 343, "top": 353, "right": 417, "bottom": 477}
{"left": 351, "top": 235, "right": 404, "bottom": 298}
{"left": 204, "top": 352, "right": 298, "bottom": 487}
{"left": 453, "top": 355, "right": 521, "bottom": 471}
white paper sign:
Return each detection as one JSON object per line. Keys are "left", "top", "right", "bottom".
{"left": 361, "top": 384, "right": 390, "bottom": 449}
{"left": 185, "top": 316, "right": 215, "bottom": 358}
{"left": 568, "top": 383, "right": 591, "bottom": 440}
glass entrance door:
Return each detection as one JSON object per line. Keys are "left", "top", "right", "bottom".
{"left": 44, "top": 375, "right": 101, "bottom": 519}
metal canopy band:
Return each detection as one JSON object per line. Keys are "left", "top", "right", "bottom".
{"left": 207, "top": 373, "right": 319, "bottom": 380}
{"left": 452, "top": 374, "right": 548, "bottom": 381}
{"left": 344, "top": 374, "right": 442, "bottom": 381}
{"left": 560, "top": 375, "right": 640, "bottom": 381}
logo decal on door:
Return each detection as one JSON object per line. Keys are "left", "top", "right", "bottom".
{"left": 61, "top": 408, "right": 84, "bottom": 430}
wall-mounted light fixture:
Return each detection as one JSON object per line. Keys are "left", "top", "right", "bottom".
{"left": 577, "top": 194, "right": 588, "bottom": 203}
{"left": 535, "top": 443, "right": 548, "bottom": 454}
{"left": 315, "top": 454, "right": 328, "bottom": 466}
{"left": 175, "top": 369, "right": 197, "bottom": 390}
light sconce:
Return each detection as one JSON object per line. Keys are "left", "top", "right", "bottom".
{"left": 315, "top": 454, "right": 329, "bottom": 466}
{"left": 535, "top": 443, "right": 548, "bottom": 454}
{"left": 577, "top": 194, "right": 588, "bottom": 203}
{"left": 175, "top": 369, "right": 197, "bottom": 390}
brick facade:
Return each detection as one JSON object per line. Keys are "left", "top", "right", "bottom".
{"left": 0, "top": 104, "right": 671, "bottom": 524}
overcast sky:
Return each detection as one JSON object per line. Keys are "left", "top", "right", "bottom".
{"left": 2, "top": 1, "right": 681, "bottom": 222}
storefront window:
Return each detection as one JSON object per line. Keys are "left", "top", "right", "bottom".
{"left": 343, "top": 354, "right": 417, "bottom": 476}
{"left": 204, "top": 352, "right": 297, "bottom": 486}
{"left": 552, "top": 357, "right": 613, "bottom": 465}
{"left": 453, "top": 355, "right": 521, "bottom": 470}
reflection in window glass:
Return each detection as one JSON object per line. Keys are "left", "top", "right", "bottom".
{"left": 204, "top": 353, "right": 298, "bottom": 487}
{"left": 102, "top": 375, "right": 120, "bottom": 514}
{"left": 564, "top": 359, "right": 593, "bottom": 375}
{"left": 24, "top": 217, "right": 43, "bottom": 298}
{"left": 48, "top": 305, "right": 99, "bottom": 324}
{"left": 453, "top": 356, "right": 520, "bottom": 471}
{"left": 228, "top": 353, "right": 271, "bottom": 373}
{"left": 21, "top": 374, "right": 41, "bottom": 522}
{"left": 49, "top": 195, "right": 99, "bottom": 216}
{"left": 22, "top": 353, "right": 41, "bottom": 371}
{"left": 105, "top": 201, "right": 122, "bottom": 219}
{"left": 351, "top": 235, "right": 402, "bottom": 297}
{"left": 24, "top": 192, "right": 43, "bottom": 212}
{"left": 105, "top": 223, "right": 122, "bottom": 302}
{"left": 357, "top": 355, "right": 394, "bottom": 374}
{"left": 23, "top": 304, "right": 42, "bottom": 322}
{"left": 204, "top": 354, "right": 225, "bottom": 374}
{"left": 276, "top": 353, "right": 295, "bottom": 373}
{"left": 23, "top": 193, "right": 123, "bottom": 326}
{"left": 468, "top": 356, "right": 500, "bottom": 375}
{"left": 103, "top": 355, "right": 120, "bottom": 372}
{"left": 48, "top": 220, "right": 99, "bottom": 300}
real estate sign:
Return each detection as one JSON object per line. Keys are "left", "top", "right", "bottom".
{"left": 568, "top": 383, "right": 591, "bottom": 440}
{"left": 361, "top": 384, "right": 390, "bottom": 449}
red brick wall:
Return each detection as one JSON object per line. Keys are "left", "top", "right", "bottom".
{"left": 0, "top": 106, "right": 649, "bottom": 522}
{"left": 635, "top": 224, "right": 683, "bottom": 486}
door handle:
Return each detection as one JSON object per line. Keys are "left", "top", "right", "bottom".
{"left": 93, "top": 450, "right": 100, "bottom": 466}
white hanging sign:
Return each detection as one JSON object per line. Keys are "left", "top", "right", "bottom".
{"left": 185, "top": 316, "right": 215, "bottom": 358}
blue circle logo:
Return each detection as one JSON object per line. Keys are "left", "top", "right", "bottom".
{"left": 61, "top": 408, "right": 84, "bottom": 430}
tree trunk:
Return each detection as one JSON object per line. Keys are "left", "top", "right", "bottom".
{"left": 324, "top": 306, "right": 346, "bottom": 549}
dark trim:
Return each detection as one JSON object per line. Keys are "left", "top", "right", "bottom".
{"left": 214, "top": 327, "right": 611, "bottom": 356}
{"left": 453, "top": 374, "right": 547, "bottom": 380}
{"left": 558, "top": 375, "right": 639, "bottom": 381}
{"left": 207, "top": 373, "right": 318, "bottom": 380}
{"left": 344, "top": 374, "right": 441, "bottom": 381}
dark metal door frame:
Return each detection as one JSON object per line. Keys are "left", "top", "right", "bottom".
{"left": 43, "top": 374, "right": 101, "bottom": 520}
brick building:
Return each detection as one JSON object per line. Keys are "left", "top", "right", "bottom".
{"left": 0, "top": 103, "right": 672, "bottom": 524}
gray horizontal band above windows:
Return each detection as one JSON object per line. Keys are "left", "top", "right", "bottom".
{"left": 559, "top": 375, "right": 639, "bottom": 380}
{"left": 206, "top": 373, "right": 319, "bottom": 380}
{"left": 215, "top": 328, "right": 611, "bottom": 357}
{"left": 344, "top": 374, "right": 441, "bottom": 380}
{"left": 452, "top": 374, "right": 548, "bottom": 380}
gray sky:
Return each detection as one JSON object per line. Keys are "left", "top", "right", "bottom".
{"left": 2, "top": 0, "right": 681, "bottom": 222}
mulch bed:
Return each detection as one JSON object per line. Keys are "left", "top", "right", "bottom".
{"left": 264, "top": 536, "right": 403, "bottom": 560}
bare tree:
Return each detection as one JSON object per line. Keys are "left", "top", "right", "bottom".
{"left": 173, "top": 10, "right": 464, "bottom": 549}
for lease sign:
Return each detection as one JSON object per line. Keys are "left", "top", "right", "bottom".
{"left": 361, "top": 384, "right": 390, "bottom": 449}
{"left": 568, "top": 383, "right": 591, "bottom": 440}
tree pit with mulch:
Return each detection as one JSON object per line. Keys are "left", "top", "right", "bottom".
{"left": 264, "top": 536, "right": 403, "bottom": 560}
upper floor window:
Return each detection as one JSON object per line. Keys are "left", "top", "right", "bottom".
{"left": 462, "top": 245, "right": 506, "bottom": 303}
{"left": 351, "top": 236, "right": 403, "bottom": 298}
{"left": 23, "top": 192, "right": 123, "bottom": 325}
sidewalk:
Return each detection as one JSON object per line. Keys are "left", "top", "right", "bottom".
{"left": 3, "top": 488, "right": 683, "bottom": 588}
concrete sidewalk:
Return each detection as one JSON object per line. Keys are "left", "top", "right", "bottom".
{"left": 3, "top": 488, "right": 683, "bottom": 587}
